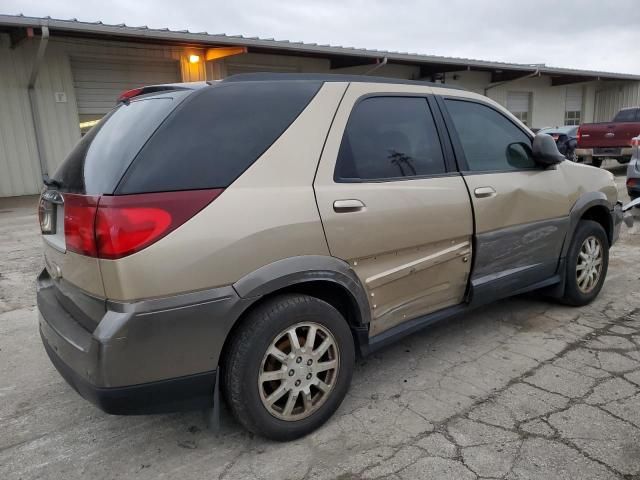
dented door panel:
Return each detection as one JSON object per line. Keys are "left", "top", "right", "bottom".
{"left": 314, "top": 83, "right": 474, "bottom": 336}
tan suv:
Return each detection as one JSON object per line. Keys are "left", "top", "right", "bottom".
{"left": 38, "top": 73, "right": 623, "bottom": 441}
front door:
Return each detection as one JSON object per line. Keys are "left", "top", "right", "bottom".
{"left": 440, "top": 96, "right": 572, "bottom": 301}
{"left": 314, "top": 84, "right": 473, "bottom": 336}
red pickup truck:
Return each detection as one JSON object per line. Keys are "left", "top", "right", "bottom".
{"left": 576, "top": 107, "right": 640, "bottom": 167}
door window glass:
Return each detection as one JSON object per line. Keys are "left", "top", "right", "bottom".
{"left": 335, "top": 97, "right": 446, "bottom": 181}
{"left": 445, "top": 99, "right": 536, "bottom": 172}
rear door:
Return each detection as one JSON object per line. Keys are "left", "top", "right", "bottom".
{"left": 314, "top": 84, "right": 473, "bottom": 336}
{"left": 439, "top": 95, "right": 572, "bottom": 302}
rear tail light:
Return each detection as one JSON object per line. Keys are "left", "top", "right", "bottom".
{"left": 628, "top": 178, "right": 638, "bottom": 188}
{"left": 576, "top": 126, "right": 582, "bottom": 144}
{"left": 63, "top": 189, "right": 223, "bottom": 259}
{"left": 64, "top": 194, "right": 100, "bottom": 256}
{"left": 632, "top": 137, "right": 639, "bottom": 147}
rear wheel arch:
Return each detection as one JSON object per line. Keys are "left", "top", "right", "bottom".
{"left": 221, "top": 256, "right": 371, "bottom": 365}
{"left": 232, "top": 255, "right": 370, "bottom": 328}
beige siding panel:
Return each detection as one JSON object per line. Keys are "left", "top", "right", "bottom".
{"left": 595, "top": 82, "right": 640, "bottom": 121}
{"left": 0, "top": 36, "right": 204, "bottom": 195}
{"left": 70, "top": 57, "right": 180, "bottom": 115}
{"left": 222, "top": 52, "right": 330, "bottom": 77}
{"left": 0, "top": 34, "right": 42, "bottom": 197}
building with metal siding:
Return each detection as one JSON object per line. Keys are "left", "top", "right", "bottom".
{"left": 1, "top": 14, "right": 639, "bottom": 197}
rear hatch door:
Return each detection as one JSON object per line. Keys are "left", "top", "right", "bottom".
{"left": 39, "top": 88, "right": 194, "bottom": 329}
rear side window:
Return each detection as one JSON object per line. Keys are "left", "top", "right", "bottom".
{"left": 613, "top": 108, "right": 639, "bottom": 122}
{"left": 335, "top": 96, "right": 446, "bottom": 181}
{"left": 444, "top": 99, "right": 536, "bottom": 172}
{"left": 53, "top": 91, "right": 190, "bottom": 194}
{"left": 116, "top": 81, "right": 322, "bottom": 194}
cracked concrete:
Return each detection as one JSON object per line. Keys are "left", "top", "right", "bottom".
{"left": 1, "top": 167, "right": 639, "bottom": 479}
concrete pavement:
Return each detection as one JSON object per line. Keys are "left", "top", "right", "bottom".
{"left": 1, "top": 165, "right": 639, "bottom": 479}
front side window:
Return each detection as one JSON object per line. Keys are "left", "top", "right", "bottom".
{"left": 335, "top": 97, "right": 446, "bottom": 181}
{"left": 445, "top": 99, "right": 537, "bottom": 172}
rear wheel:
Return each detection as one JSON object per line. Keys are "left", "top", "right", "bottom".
{"left": 591, "top": 158, "right": 603, "bottom": 168}
{"left": 562, "top": 220, "right": 609, "bottom": 306}
{"left": 223, "top": 294, "right": 355, "bottom": 441}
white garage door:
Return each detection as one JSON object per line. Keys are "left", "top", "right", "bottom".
{"left": 70, "top": 57, "right": 180, "bottom": 133}
{"left": 507, "top": 91, "right": 532, "bottom": 126}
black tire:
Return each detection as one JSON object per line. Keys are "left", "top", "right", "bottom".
{"left": 222, "top": 293, "right": 355, "bottom": 441}
{"left": 591, "top": 158, "right": 603, "bottom": 168}
{"left": 562, "top": 220, "right": 609, "bottom": 306}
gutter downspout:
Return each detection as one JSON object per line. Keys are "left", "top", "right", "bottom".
{"left": 484, "top": 68, "right": 540, "bottom": 96}
{"left": 27, "top": 25, "right": 50, "bottom": 181}
{"left": 364, "top": 57, "right": 388, "bottom": 76}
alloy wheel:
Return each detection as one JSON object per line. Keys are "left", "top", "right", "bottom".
{"left": 576, "top": 235, "right": 603, "bottom": 293}
{"left": 258, "top": 322, "right": 340, "bottom": 421}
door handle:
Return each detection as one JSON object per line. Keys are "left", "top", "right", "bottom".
{"left": 474, "top": 186, "right": 496, "bottom": 198}
{"left": 333, "top": 199, "right": 366, "bottom": 213}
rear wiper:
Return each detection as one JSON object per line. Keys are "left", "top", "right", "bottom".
{"left": 42, "top": 174, "right": 63, "bottom": 189}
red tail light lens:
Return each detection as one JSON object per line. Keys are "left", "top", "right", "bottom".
{"left": 95, "top": 190, "right": 222, "bottom": 259}
{"left": 576, "top": 126, "right": 582, "bottom": 143}
{"left": 64, "top": 194, "right": 100, "bottom": 256}
{"left": 63, "top": 189, "right": 223, "bottom": 259}
{"left": 632, "top": 137, "right": 639, "bottom": 147}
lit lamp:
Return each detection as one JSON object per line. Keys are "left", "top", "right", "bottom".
{"left": 189, "top": 54, "right": 200, "bottom": 64}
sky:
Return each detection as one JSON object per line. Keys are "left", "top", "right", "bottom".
{"left": 2, "top": 0, "right": 639, "bottom": 74}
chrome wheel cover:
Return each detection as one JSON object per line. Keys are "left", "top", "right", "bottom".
{"left": 576, "top": 235, "right": 603, "bottom": 293}
{"left": 258, "top": 322, "right": 340, "bottom": 421}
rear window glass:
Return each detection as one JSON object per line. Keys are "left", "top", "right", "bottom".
{"left": 116, "top": 81, "right": 322, "bottom": 194}
{"left": 53, "top": 91, "right": 190, "bottom": 194}
{"left": 613, "top": 109, "right": 639, "bottom": 122}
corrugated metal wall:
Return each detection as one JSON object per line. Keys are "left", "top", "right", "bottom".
{"left": 0, "top": 35, "right": 42, "bottom": 196}
{"left": 2, "top": 31, "right": 640, "bottom": 197}
{"left": 0, "top": 34, "right": 205, "bottom": 197}
{"left": 595, "top": 83, "right": 640, "bottom": 122}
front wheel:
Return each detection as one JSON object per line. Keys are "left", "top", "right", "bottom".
{"left": 562, "top": 220, "right": 609, "bottom": 306}
{"left": 223, "top": 294, "right": 355, "bottom": 441}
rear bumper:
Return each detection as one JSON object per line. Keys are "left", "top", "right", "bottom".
{"left": 576, "top": 147, "right": 632, "bottom": 158}
{"left": 37, "top": 269, "right": 251, "bottom": 414}
{"left": 42, "top": 336, "right": 216, "bottom": 414}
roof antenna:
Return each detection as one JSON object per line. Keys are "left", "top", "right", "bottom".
{"left": 364, "top": 57, "right": 388, "bottom": 76}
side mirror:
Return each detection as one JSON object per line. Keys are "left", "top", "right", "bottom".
{"left": 532, "top": 133, "right": 565, "bottom": 166}
{"left": 505, "top": 142, "right": 534, "bottom": 169}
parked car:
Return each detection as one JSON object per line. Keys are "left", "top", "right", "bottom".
{"left": 538, "top": 126, "right": 578, "bottom": 161}
{"left": 37, "top": 74, "right": 623, "bottom": 441}
{"left": 627, "top": 136, "right": 640, "bottom": 200}
{"left": 576, "top": 107, "right": 640, "bottom": 167}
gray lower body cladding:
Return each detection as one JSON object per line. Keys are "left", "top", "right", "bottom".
{"left": 37, "top": 269, "right": 251, "bottom": 414}
{"left": 470, "top": 216, "right": 569, "bottom": 302}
